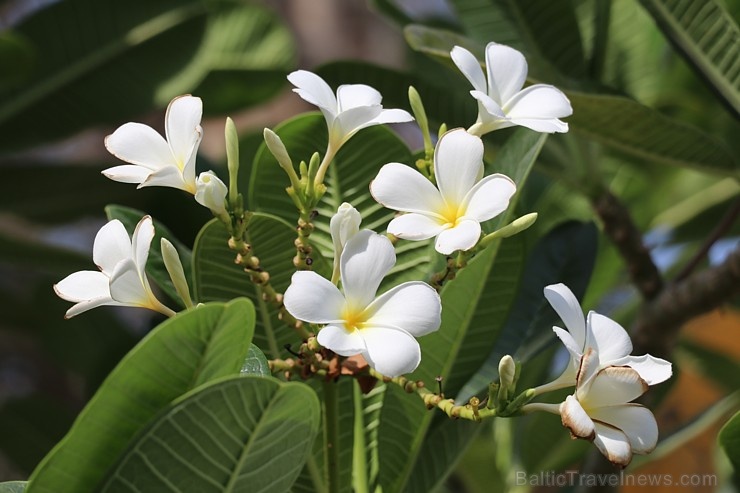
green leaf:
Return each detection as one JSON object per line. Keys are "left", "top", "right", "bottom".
{"left": 98, "top": 376, "right": 319, "bottom": 493}
{"left": 241, "top": 343, "right": 271, "bottom": 377}
{"left": 191, "top": 214, "right": 328, "bottom": 359}
{"left": 376, "top": 129, "right": 546, "bottom": 493}
{"left": 249, "top": 113, "right": 434, "bottom": 288}
{"left": 719, "top": 411, "right": 740, "bottom": 478}
{"left": 0, "top": 0, "right": 293, "bottom": 150}
{"left": 0, "top": 482, "right": 27, "bottom": 493}
{"left": 105, "top": 204, "right": 193, "bottom": 308}
{"left": 639, "top": 0, "right": 740, "bottom": 116}
{"left": 27, "top": 299, "right": 255, "bottom": 493}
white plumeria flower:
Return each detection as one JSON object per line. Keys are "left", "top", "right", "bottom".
{"left": 287, "top": 70, "right": 413, "bottom": 152}
{"left": 450, "top": 43, "right": 572, "bottom": 135}
{"left": 329, "top": 202, "right": 361, "bottom": 283}
{"left": 370, "top": 129, "right": 516, "bottom": 255}
{"left": 54, "top": 217, "right": 174, "bottom": 318}
{"left": 283, "top": 229, "right": 442, "bottom": 377}
{"left": 103, "top": 95, "right": 203, "bottom": 193}
{"left": 195, "top": 171, "right": 228, "bottom": 217}
{"left": 535, "top": 283, "right": 671, "bottom": 393}
{"left": 559, "top": 349, "right": 659, "bottom": 467}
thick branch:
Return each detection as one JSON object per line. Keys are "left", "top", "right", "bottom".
{"left": 592, "top": 189, "right": 663, "bottom": 300}
{"left": 633, "top": 243, "right": 740, "bottom": 358}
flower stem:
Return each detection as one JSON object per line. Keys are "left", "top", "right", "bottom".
{"left": 352, "top": 381, "right": 370, "bottom": 493}
{"left": 323, "top": 380, "right": 341, "bottom": 493}
{"left": 314, "top": 145, "right": 337, "bottom": 187}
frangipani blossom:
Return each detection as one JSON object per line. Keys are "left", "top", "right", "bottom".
{"left": 450, "top": 43, "right": 572, "bottom": 135}
{"left": 559, "top": 349, "right": 659, "bottom": 467}
{"left": 539, "top": 283, "right": 671, "bottom": 390}
{"left": 287, "top": 70, "right": 413, "bottom": 151}
{"left": 370, "top": 129, "right": 516, "bottom": 255}
{"left": 195, "top": 171, "right": 228, "bottom": 217}
{"left": 54, "top": 217, "right": 174, "bottom": 318}
{"left": 283, "top": 230, "right": 441, "bottom": 377}
{"left": 103, "top": 95, "right": 203, "bottom": 193}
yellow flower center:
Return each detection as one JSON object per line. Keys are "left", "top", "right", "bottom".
{"left": 439, "top": 201, "right": 463, "bottom": 227}
{"left": 341, "top": 307, "right": 367, "bottom": 333}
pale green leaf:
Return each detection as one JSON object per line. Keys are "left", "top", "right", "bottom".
{"left": 241, "top": 343, "right": 271, "bottom": 377}
{"left": 0, "top": 482, "right": 26, "bottom": 493}
{"left": 26, "top": 299, "right": 255, "bottom": 493}
{"left": 719, "top": 411, "right": 740, "bottom": 476}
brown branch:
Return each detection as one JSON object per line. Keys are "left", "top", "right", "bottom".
{"left": 633, "top": 243, "right": 740, "bottom": 358}
{"left": 591, "top": 189, "right": 663, "bottom": 300}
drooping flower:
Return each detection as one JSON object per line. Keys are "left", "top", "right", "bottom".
{"left": 537, "top": 283, "right": 671, "bottom": 391}
{"left": 287, "top": 70, "right": 413, "bottom": 152}
{"left": 195, "top": 171, "right": 228, "bottom": 217}
{"left": 103, "top": 95, "right": 203, "bottom": 193}
{"left": 329, "top": 202, "right": 361, "bottom": 283}
{"left": 283, "top": 229, "right": 441, "bottom": 377}
{"left": 450, "top": 43, "right": 572, "bottom": 135}
{"left": 559, "top": 349, "right": 659, "bottom": 467}
{"left": 54, "top": 216, "right": 174, "bottom": 318}
{"left": 370, "top": 128, "right": 516, "bottom": 255}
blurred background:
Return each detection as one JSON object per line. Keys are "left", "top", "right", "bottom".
{"left": 0, "top": 0, "right": 738, "bottom": 491}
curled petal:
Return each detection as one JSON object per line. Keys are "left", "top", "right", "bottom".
{"left": 505, "top": 117, "right": 568, "bottom": 134}
{"left": 108, "top": 258, "right": 153, "bottom": 306}
{"left": 283, "top": 271, "right": 345, "bottom": 324}
{"left": 544, "top": 283, "right": 586, "bottom": 349}
{"left": 370, "top": 163, "right": 444, "bottom": 215}
{"left": 336, "top": 84, "right": 382, "bottom": 111}
{"left": 131, "top": 216, "right": 154, "bottom": 281}
{"left": 139, "top": 165, "right": 191, "bottom": 192}
{"left": 593, "top": 422, "right": 633, "bottom": 467}
{"left": 553, "top": 326, "right": 581, "bottom": 362}
{"left": 450, "top": 45, "right": 487, "bottom": 93}
{"left": 583, "top": 366, "right": 648, "bottom": 407}
{"left": 463, "top": 173, "right": 516, "bottom": 222}
{"left": 101, "top": 165, "right": 152, "bottom": 184}
{"left": 332, "top": 105, "right": 383, "bottom": 144}
{"left": 54, "top": 270, "right": 111, "bottom": 303}
{"left": 470, "top": 90, "right": 507, "bottom": 120}
{"left": 586, "top": 312, "right": 633, "bottom": 362}
{"left": 364, "top": 281, "right": 441, "bottom": 337}
{"left": 104, "top": 122, "right": 173, "bottom": 170}
{"left": 435, "top": 219, "right": 481, "bottom": 254}
{"left": 434, "top": 129, "right": 484, "bottom": 207}
{"left": 93, "top": 220, "right": 132, "bottom": 276}
{"left": 341, "top": 230, "right": 395, "bottom": 309}
{"left": 195, "top": 171, "right": 228, "bottom": 215}
{"left": 287, "top": 70, "right": 337, "bottom": 114}
{"left": 591, "top": 404, "right": 658, "bottom": 455}
{"left": 361, "top": 326, "right": 421, "bottom": 377}
{"left": 64, "top": 297, "right": 121, "bottom": 319}
{"left": 560, "top": 395, "right": 595, "bottom": 440}
{"left": 387, "top": 213, "right": 445, "bottom": 240}
{"left": 317, "top": 324, "right": 366, "bottom": 357}
{"left": 504, "top": 84, "right": 572, "bottom": 133}
{"left": 368, "top": 108, "right": 414, "bottom": 125}
{"left": 330, "top": 203, "right": 362, "bottom": 258}
{"left": 165, "top": 95, "right": 203, "bottom": 168}
{"left": 610, "top": 354, "right": 672, "bottom": 386}
{"left": 485, "top": 42, "right": 528, "bottom": 104}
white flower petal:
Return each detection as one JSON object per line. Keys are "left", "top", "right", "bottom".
{"left": 371, "top": 163, "right": 445, "bottom": 215}
{"left": 317, "top": 324, "right": 366, "bottom": 356}
{"left": 387, "top": 213, "right": 445, "bottom": 240}
{"left": 485, "top": 42, "right": 528, "bottom": 104}
{"left": 360, "top": 326, "right": 421, "bottom": 377}
{"left": 54, "top": 270, "right": 111, "bottom": 302}
{"left": 504, "top": 84, "right": 572, "bottom": 133}
{"left": 330, "top": 202, "right": 361, "bottom": 258}
{"left": 108, "top": 258, "right": 152, "bottom": 305}
{"left": 93, "top": 220, "right": 132, "bottom": 276}
{"left": 593, "top": 422, "right": 633, "bottom": 467}
{"left": 586, "top": 312, "right": 633, "bottom": 362}
{"left": 104, "top": 122, "right": 173, "bottom": 170}
{"left": 181, "top": 127, "right": 202, "bottom": 192}
{"left": 590, "top": 404, "right": 658, "bottom": 455}
{"left": 64, "top": 297, "right": 121, "bottom": 318}
{"left": 368, "top": 108, "right": 414, "bottom": 125}
{"left": 332, "top": 105, "right": 383, "bottom": 144}
{"left": 364, "top": 281, "right": 441, "bottom": 337}
{"left": 288, "top": 70, "right": 338, "bottom": 114}
{"left": 450, "top": 45, "right": 487, "bottom": 93}
{"left": 463, "top": 173, "right": 516, "bottom": 222}
{"left": 576, "top": 347, "right": 600, "bottom": 389}
{"left": 470, "top": 90, "right": 507, "bottom": 119}
{"left": 584, "top": 366, "right": 648, "bottom": 407}
{"left": 164, "top": 95, "right": 203, "bottom": 169}
{"left": 610, "top": 354, "right": 672, "bottom": 386}
{"left": 544, "top": 283, "right": 586, "bottom": 348}
{"left": 340, "top": 230, "right": 395, "bottom": 309}
{"left": 101, "top": 165, "right": 152, "bottom": 184}
{"left": 434, "top": 219, "right": 481, "bottom": 254}
{"left": 283, "top": 271, "right": 345, "bottom": 324}
{"left": 131, "top": 216, "right": 154, "bottom": 280}
{"left": 506, "top": 117, "right": 568, "bottom": 133}
{"left": 139, "top": 165, "right": 190, "bottom": 192}
{"left": 560, "top": 394, "right": 595, "bottom": 439}
{"left": 336, "top": 84, "right": 382, "bottom": 111}
{"left": 434, "top": 129, "right": 484, "bottom": 207}
{"left": 195, "top": 171, "right": 228, "bottom": 214}
{"left": 553, "top": 326, "right": 581, "bottom": 361}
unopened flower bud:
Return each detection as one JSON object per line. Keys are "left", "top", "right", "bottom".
{"left": 195, "top": 171, "right": 228, "bottom": 217}
{"left": 330, "top": 203, "right": 361, "bottom": 283}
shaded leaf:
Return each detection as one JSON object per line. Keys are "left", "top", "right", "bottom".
{"left": 0, "top": 483, "right": 26, "bottom": 493}
{"left": 27, "top": 299, "right": 255, "bottom": 493}
{"left": 99, "top": 376, "right": 320, "bottom": 493}
{"left": 719, "top": 411, "right": 740, "bottom": 481}
{"left": 241, "top": 343, "right": 270, "bottom": 377}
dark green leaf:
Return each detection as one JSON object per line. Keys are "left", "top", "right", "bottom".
{"left": 99, "top": 376, "right": 320, "bottom": 493}
{"left": 105, "top": 204, "right": 193, "bottom": 308}
{"left": 719, "top": 411, "right": 740, "bottom": 481}
{"left": 27, "top": 299, "right": 255, "bottom": 493}
{"left": 241, "top": 343, "right": 271, "bottom": 377}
